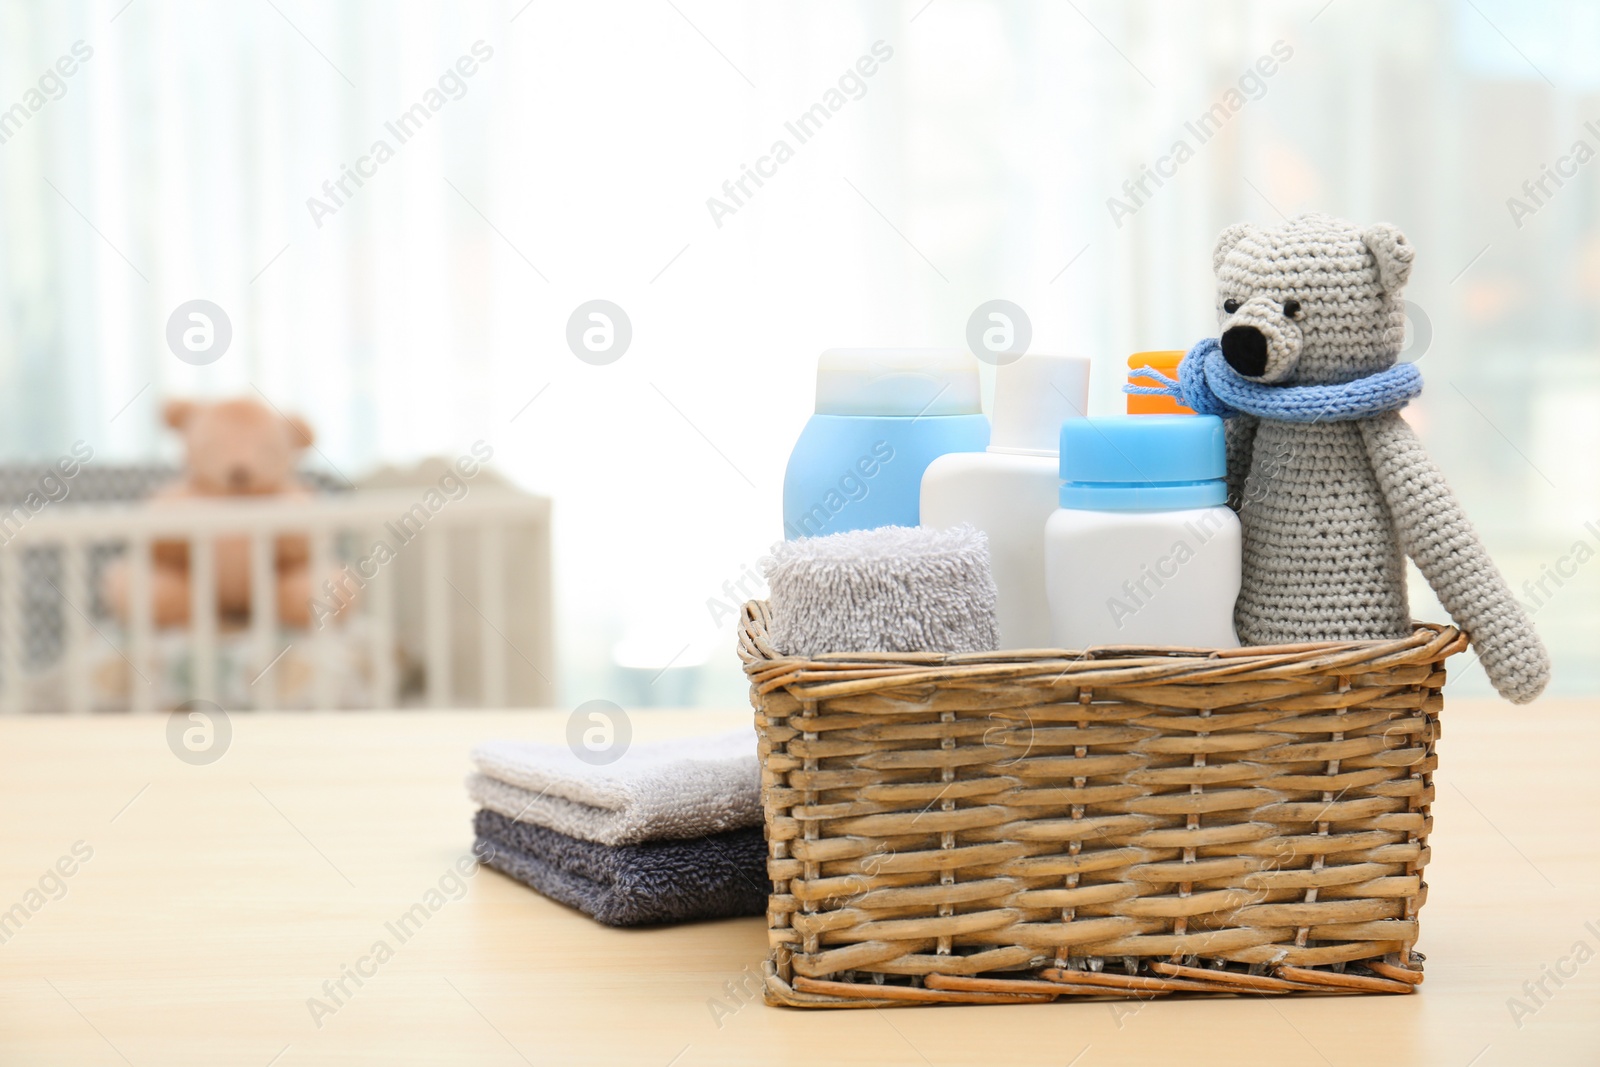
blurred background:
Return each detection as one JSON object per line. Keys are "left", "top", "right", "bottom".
{"left": 0, "top": 0, "right": 1594, "bottom": 710}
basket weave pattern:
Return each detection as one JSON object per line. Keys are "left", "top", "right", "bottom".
{"left": 738, "top": 601, "right": 1466, "bottom": 1007}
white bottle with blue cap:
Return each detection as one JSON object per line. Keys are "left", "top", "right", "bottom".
{"left": 1044, "top": 415, "right": 1241, "bottom": 648}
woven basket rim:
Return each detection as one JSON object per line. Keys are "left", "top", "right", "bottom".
{"left": 737, "top": 600, "right": 1467, "bottom": 699}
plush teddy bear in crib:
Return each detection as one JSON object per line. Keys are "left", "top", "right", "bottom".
{"left": 105, "top": 397, "right": 323, "bottom": 628}
{"left": 1135, "top": 213, "right": 1550, "bottom": 703}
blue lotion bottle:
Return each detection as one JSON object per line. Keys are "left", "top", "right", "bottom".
{"left": 782, "top": 349, "right": 989, "bottom": 540}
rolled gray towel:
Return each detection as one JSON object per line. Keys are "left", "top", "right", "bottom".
{"left": 762, "top": 524, "right": 999, "bottom": 657}
{"left": 474, "top": 809, "right": 768, "bottom": 926}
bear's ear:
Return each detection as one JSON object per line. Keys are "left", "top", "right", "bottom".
{"left": 1363, "top": 223, "right": 1414, "bottom": 296}
{"left": 1212, "top": 222, "right": 1255, "bottom": 275}
{"left": 162, "top": 399, "right": 197, "bottom": 430}
{"left": 284, "top": 415, "right": 315, "bottom": 450}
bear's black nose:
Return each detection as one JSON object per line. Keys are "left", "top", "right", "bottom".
{"left": 1220, "top": 325, "right": 1268, "bottom": 377}
{"left": 228, "top": 465, "right": 251, "bottom": 490}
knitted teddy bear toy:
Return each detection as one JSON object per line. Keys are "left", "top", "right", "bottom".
{"left": 1132, "top": 213, "right": 1550, "bottom": 704}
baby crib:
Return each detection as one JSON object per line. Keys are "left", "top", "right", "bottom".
{"left": 0, "top": 479, "right": 553, "bottom": 713}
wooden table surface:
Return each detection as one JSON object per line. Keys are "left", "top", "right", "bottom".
{"left": 0, "top": 701, "right": 1596, "bottom": 1066}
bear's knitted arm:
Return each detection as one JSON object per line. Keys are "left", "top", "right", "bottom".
{"left": 1224, "top": 415, "right": 1258, "bottom": 511}
{"left": 1360, "top": 412, "right": 1550, "bottom": 703}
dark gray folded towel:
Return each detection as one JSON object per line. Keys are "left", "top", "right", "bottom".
{"left": 473, "top": 809, "right": 769, "bottom": 926}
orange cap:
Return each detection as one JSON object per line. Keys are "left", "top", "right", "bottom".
{"left": 1126, "top": 351, "right": 1193, "bottom": 415}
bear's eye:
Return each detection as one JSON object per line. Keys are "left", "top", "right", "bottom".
{"left": 1222, "top": 298, "right": 1241, "bottom": 314}
{"left": 1282, "top": 298, "right": 1303, "bottom": 319}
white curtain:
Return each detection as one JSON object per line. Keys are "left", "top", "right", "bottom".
{"left": 1, "top": 0, "right": 1595, "bottom": 705}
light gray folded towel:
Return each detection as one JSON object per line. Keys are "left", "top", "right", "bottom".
{"left": 762, "top": 523, "right": 999, "bottom": 657}
{"left": 468, "top": 728, "right": 760, "bottom": 845}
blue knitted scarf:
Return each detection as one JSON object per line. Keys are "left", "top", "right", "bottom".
{"left": 1126, "top": 337, "right": 1422, "bottom": 422}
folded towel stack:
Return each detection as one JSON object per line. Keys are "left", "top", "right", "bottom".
{"left": 467, "top": 727, "right": 767, "bottom": 926}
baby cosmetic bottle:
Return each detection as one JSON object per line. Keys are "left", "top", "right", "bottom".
{"left": 1126, "top": 351, "right": 1193, "bottom": 414}
{"left": 920, "top": 354, "right": 1090, "bottom": 648}
{"left": 782, "top": 349, "right": 989, "bottom": 540}
{"left": 1044, "top": 415, "right": 1240, "bottom": 649}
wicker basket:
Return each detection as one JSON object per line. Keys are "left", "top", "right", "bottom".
{"left": 737, "top": 600, "right": 1467, "bottom": 1007}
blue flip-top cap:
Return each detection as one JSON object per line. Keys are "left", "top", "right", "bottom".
{"left": 1059, "top": 415, "right": 1228, "bottom": 510}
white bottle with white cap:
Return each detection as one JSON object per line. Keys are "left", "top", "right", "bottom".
{"left": 920, "top": 354, "right": 1091, "bottom": 649}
